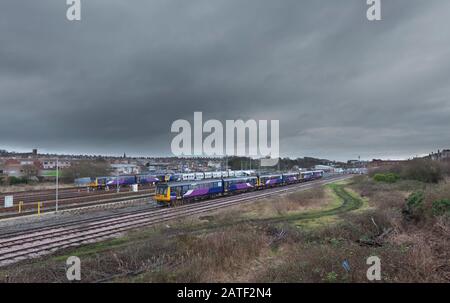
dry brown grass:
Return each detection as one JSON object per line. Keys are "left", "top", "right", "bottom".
{"left": 253, "top": 207, "right": 449, "bottom": 282}
{"left": 346, "top": 176, "right": 450, "bottom": 282}
{"left": 232, "top": 187, "right": 330, "bottom": 218}
{"left": 139, "top": 224, "right": 270, "bottom": 282}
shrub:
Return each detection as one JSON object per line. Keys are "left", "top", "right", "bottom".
{"left": 323, "top": 271, "right": 338, "bottom": 283}
{"left": 431, "top": 199, "right": 450, "bottom": 216}
{"left": 371, "top": 159, "right": 445, "bottom": 184}
{"left": 406, "top": 191, "right": 424, "bottom": 210}
{"left": 403, "top": 191, "right": 425, "bottom": 220}
{"left": 373, "top": 173, "right": 400, "bottom": 183}
{"left": 400, "top": 159, "right": 443, "bottom": 183}
{"left": 7, "top": 176, "right": 28, "bottom": 185}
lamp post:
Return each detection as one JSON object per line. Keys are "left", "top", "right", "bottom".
{"left": 55, "top": 158, "right": 59, "bottom": 212}
{"left": 116, "top": 170, "right": 119, "bottom": 193}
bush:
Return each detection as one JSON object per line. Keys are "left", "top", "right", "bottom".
{"left": 7, "top": 176, "right": 28, "bottom": 185}
{"left": 432, "top": 199, "right": 450, "bottom": 216}
{"left": 373, "top": 173, "right": 400, "bottom": 183}
{"left": 400, "top": 159, "right": 443, "bottom": 183}
{"left": 403, "top": 191, "right": 425, "bottom": 220}
{"left": 406, "top": 191, "right": 424, "bottom": 209}
{"left": 371, "top": 159, "right": 445, "bottom": 184}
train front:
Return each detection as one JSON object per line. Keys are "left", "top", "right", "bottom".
{"left": 155, "top": 183, "right": 171, "bottom": 204}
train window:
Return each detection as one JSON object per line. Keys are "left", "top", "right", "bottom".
{"left": 157, "top": 186, "right": 167, "bottom": 195}
{"left": 171, "top": 186, "right": 181, "bottom": 196}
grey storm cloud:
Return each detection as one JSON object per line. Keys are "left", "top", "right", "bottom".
{"left": 1, "top": 0, "right": 450, "bottom": 160}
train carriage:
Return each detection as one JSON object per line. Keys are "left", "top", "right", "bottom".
{"left": 155, "top": 179, "right": 223, "bottom": 205}
{"left": 136, "top": 174, "right": 160, "bottom": 185}
{"left": 233, "top": 170, "right": 243, "bottom": 177}
{"left": 311, "top": 170, "right": 324, "bottom": 179}
{"left": 95, "top": 176, "right": 111, "bottom": 188}
{"left": 182, "top": 173, "right": 196, "bottom": 181}
{"left": 300, "top": 171, "right": 313, "bottom": 181}
{"left": 282, "top": 172, "right": 300, "bottom": 184}
{"left": 258, "top": 174, "right": 283, "bottom": 188}
{"left": 195, "top": 172, "right": 205, "bottom": 180}
{"left": 165, "top": 173, "right": 182, "bottom": 182}
{"left": 223, "top": 176, "right": 257, "bottom": 193}
{"left": 212, "top": 171, "right": 222, "bottom": 179}
{"left": 106, "top": 175, "right": 137, "bottom": 187}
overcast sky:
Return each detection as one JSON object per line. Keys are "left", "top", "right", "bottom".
{"left": 1, "top": 0, "right": 449, "bottom": 161}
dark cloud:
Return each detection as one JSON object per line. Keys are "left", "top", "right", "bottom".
{"left": 1, "top": 0, "right": 449, "bottom": 160}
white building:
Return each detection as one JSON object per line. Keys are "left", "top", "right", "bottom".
{"left": 41, "top": 160, "right": 71, "bottom": 169}
{"left": 111, "top": 164, "right": 140, "bottom": 175}
{"left": 314, "top": 165, "right": 335, "bottom": 172}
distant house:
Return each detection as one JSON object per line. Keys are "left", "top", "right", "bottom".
{"left": 3, "top": 159, "right": 23, "bottom": 177}
{"left": 429, "top": 149, "right": 450, "bottom": 161}
{"left": 111, "top": 164, "right": 140, "bottom": 175}
{"left": 2, "top": 159, "right": 41, "bottom": 178}
{"left": 41, "top": 159, "right": 71, "bottom": 169}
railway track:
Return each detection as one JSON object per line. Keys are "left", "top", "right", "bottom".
{"left": 0, "top": 186, "right": 80, "bottom": 196}
{"left": 0, "top": 192, "right": 156, "bottom": 219}
{"left": 0, "top": 188, "right": 156, "bottom": 217}
{"left": 0, "top": 175, "right": 350, "bottom": 267}
{"left": 0, "top": 185, "right": 155, "bottom": 205}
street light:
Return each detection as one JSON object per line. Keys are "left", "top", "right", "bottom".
{"left": 55, "top": 158, "right": 59, "bottom": 212}
{"left": 116, "top": 170, "right": 119, "bottom": 193}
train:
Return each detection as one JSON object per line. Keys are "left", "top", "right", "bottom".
{"left": 154, "top": 170, "right": 324, "bottom": 205}
{"left": 75, "top": 170, "right": 256, "bottom": 189}
{"left": 75, "top": 174, "right": 164, "bottom": 189}
{"left": 164, "top": 170, "right": 255, "bottom": 182}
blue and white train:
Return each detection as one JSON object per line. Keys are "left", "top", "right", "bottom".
{"left": 155, "top": 170, "right": 324, "bottom": 205}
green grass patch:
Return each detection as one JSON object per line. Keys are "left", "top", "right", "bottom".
{"left": 246, "top": 183, "right": 364, "bottom": 227}
{"left": 373, "top": 173, "right": 400, "bottom": 183}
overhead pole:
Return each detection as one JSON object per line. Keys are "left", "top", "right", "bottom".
{"left": 116, "top": 170, "right": 119, "bottom": 193}
{"left": 55, "top": 158, "right": 59, "bottom": 212}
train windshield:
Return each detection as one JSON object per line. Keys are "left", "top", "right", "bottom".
{"left": 156, "top": 185, "right": 168, "bottom": 195}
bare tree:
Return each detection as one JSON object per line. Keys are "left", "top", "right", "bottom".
{"left": 21, "top": 164, "right": 38, "bottom": 180}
